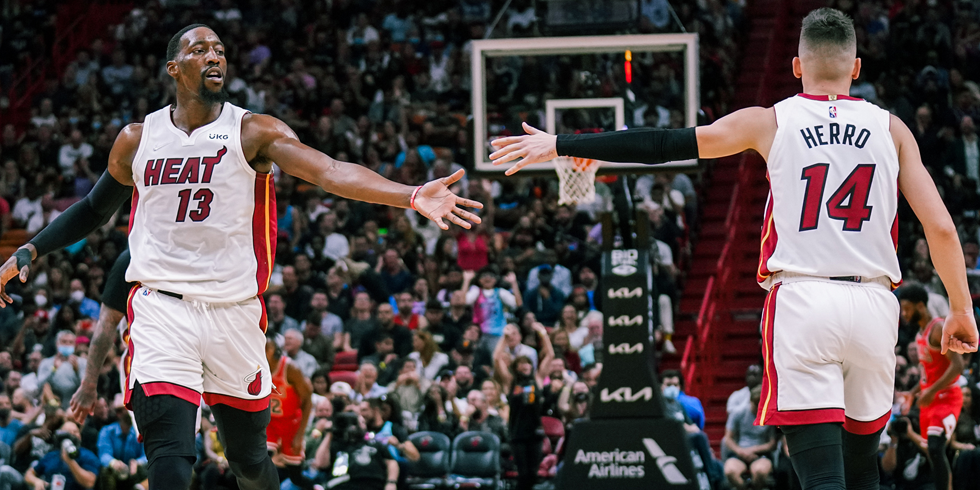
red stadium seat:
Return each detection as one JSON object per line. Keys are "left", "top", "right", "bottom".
{"left": 335, "top": 351, "right": 358, "bottom": 366}
{"left": 328, "top": 370, "right": 358, "bottom": 387}
{"left": 540, "top": 416, "right": 564, "bottom": 445}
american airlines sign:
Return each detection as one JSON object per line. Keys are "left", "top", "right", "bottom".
{"left": 600, "top": 387, "right": 654, "bottom": 403}
{"left": 607, "top": 287, "right": 642, "bottom": 299}
{"left": 608, "top": 343, "right": 644, "bottom": 355}
{"left": 608, "top": 315, "right": 643, "bottom": 327}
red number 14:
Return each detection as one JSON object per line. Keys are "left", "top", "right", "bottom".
{"left": 799, "top": 164, "right": 875, "bottom": 232}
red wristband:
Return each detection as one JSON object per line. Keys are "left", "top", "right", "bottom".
{"left": 410, "top": 185, "right": 423, "bottom": 211}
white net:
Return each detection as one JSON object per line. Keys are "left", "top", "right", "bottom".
{"left": 554, "top": 157, "right": 599, "bottom": 205}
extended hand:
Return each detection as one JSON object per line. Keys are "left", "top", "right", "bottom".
{"left": 489, "top": 123, "right": 559, "bottom": 176}
{"left": 413, "top": 169, "right": 483, "bottom": 230}
{"left": 0, "top": 248, "right": 33, "bottom": 307}
{"left": 941, "top": 311, "right": 979, "bottom": 354}
{"left": 917, "top": 388, "right": 935, "bottom": 407}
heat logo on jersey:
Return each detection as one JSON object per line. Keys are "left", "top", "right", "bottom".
{"left": 245, "top": 365, "right": 262, "bottom": 396}
{"left": 143, "top": 146, "right": 227, "bottom": 186}
{"left": 829, "top": 106, "right": 837, "bottom": 118}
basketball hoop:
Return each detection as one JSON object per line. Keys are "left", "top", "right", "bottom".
{"left": 554, "top": 157, "right": 599, "bottom": 205}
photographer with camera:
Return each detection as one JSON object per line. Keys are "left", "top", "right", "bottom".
{"left": 312, "top": 412, "right": 399, "bottom": 490}
{"left": 882, "top": 417, "right": 933, "bottom": 490}
{"left": 22, "top": 420, "right": 99, "bottom": 490}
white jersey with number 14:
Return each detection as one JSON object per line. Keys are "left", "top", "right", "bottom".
{"left": 758, "top": 94, "right": 902, "bottom": 289}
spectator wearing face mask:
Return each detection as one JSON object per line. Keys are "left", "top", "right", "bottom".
{"left": 0, "top": 394, "right": 22, "bottom": 447}
{"left": 557, "top": 381, "right": 592, "bottom": 424}
{"left": 96, "top": 394, "right": 147, "bottom": 490}
{"left": 38, "top": 331, "right": 86, "bottom": 410}
{"left": 67, "top": 279, "right": 99, "bottom": 320}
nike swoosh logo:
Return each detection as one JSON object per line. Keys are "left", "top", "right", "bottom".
{"left": 153, "top": 142, "right": 169, "bottom": 151}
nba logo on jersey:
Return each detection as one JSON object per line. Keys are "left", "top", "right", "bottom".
{"left": 829, "top": 106, "right": 837, "bottom": 118}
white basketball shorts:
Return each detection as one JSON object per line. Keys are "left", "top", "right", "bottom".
{"left": 755, "top": 274, "right": 899, "bottom": 434}
{"left": 123, "top": 286, "right": 272, "bottom": 411}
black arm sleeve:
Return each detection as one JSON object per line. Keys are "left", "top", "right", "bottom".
{"left": 555, "top": 127, "right": 699, "bottom": 165}
{"left": 102, "top": 249, "right": 135, "bottom": 313}
{"left": 28, "top": 171, "right": 132, "bottom": 257}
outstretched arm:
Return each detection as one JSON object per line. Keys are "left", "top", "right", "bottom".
{"left": 244, "top": 114, "right": 482, "bottom": 230}
{"left": 893, "top": 114, "right": 978, "bottom": 354}
{"left": 489, "top": 107, "right": 775, "bottom": 175}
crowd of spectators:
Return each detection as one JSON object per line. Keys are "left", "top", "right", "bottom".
{"left": 0, "top": 0, "right": 750, "bottom": 489}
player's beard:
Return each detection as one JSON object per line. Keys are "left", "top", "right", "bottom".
{"left": 199, "top": 73, "right": 230, "bottom": 106}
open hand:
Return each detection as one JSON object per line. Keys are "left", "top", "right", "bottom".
{"left": 489, "top": 123, "right": 559, "bottom": 176}
{"left": 941, "top": 311, "right": 979, "bottom": 354}
{"left": 413, "top": 169, "right": 483, "bottom": 230}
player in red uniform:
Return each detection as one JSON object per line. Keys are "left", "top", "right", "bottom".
{"left": 265, "top": 339, "right": 314, "bottom": 489}
{"left": 899, "top": 284, "right": 964, "bottom": 490}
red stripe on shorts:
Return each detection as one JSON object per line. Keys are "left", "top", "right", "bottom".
{"left": 203, "top": 392, "right": 270, "bottom": 412}
{"left": 844, "top": 412, "right": 889, "bottom": 435}
{"left": 757, "top": 283, "right": 780, "bottom": 425}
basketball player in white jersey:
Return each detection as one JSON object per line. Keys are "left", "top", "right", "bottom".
{"left": 489, "top": 8, "right": 977, "bottom": 490}
{"left": 0, "top": 24, "right": 480, "bottom": 490}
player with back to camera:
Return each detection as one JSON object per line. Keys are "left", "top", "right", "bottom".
{"left": 490, "top": 8, "right": 978, "bottom": 490}
{"left": 0, "top": 24, "right": 481, "bottom": 490}
{"left": 898, "top": 284, "right": 964, "bottom": 490}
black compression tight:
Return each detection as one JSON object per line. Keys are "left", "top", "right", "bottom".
{"left": 210, "top": 403, "right": 280, "bottom": 490}
{"left": 928, "top": 435, "right": 951, "bottom": 490}
{"left": 281, "top": 464, "right": 315, "bottom": 490}
{"left": 782, "top": 423, "right": 883, "bottom": 490}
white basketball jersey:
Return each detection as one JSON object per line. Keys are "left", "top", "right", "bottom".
{"left": 127, "top": 102, "right": 276, "bottom": 302}
{"left": 758, "top": 94, "right": 901, "bottom": 289}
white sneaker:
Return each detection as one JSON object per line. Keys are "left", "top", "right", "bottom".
{"left": 663, "top": 339, "right": 677, "bottom": 355}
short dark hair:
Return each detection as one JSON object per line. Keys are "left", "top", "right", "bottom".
{"left": 661, "top": 369, "right": 683, "bottom": 389}
{"left": 898, "top": 284, "right": 929, "bottom": 306}
{"left": 167, "top": 24, "right": 212, "bottom": 61}
{"left": 800, "top": 8, "right": 855, "bottom": 52}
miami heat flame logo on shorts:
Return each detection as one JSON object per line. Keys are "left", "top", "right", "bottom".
{"left": 244, "top": 366, "right": 262, "bottom": 396}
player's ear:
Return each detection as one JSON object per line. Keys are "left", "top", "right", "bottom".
{"left": 166, "top": 60, "right": 179, "bottom": 80}
{"left": 851, "top": 58, "right": 862, "bottom": 80}
{"left": 792, "top": 57, "right": 803, "bottom": 80}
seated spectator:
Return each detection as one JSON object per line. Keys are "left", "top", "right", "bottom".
{"left": 23, "top": 420, "right": 99, "bottom": 490}
{"left": 422, "top": 300, "right": 461, "bottom": 353}
{"left": 385, "top": 358, "right": 426, "bottom": 414}
{"left": 265, "top": 293, "right": 299, "bottom": 338}
{"left": 662, "top": 369, "right": 705, "bottom": 430}
{"left": 378, "top": 249, "right": 415, "bottom": 295}
{"left": 727, "top": 364, "right": 763, "bottom": 414}
{"left": 443, "top": 290, "right": 472, "bottom": 334}
{"left": 550, "top": 330, "right": 582, "bottom": 375}
{"left": 0, "top": 394, "right": 22, "bottom": 448}
{"left": 557, "top": 381, "right": 593, "bottom": 424}
{"left": 362, "top": 333, "right": 400, "bottom": 386}
{"left": 394, "top": 291, "right": 426, "bottom": 331}
{"left": 460, "top": 389, "right": 509, "bottom": 442}
{"left": 409, "top": 331, "right": 450, "bottom": 381}
{"left": 359, "top": 304, "right": 413, "bottom": 360}
{"left": 882, "top": 417, "right": 932, "bottom": 490}
{"left": 481, "top": 379, "right": 510, "bottom": 424}
{"left": 723, "top": 386, "right": 776, "bottom": 490}
{"left": 283, "top": 329, "right": 318, "bottom": 378}
{"left": 416, "top": 385, "right": 460, "bottom": 438}
{"left": 576, "top": 313, "right": 604, "bottom": 368}
{"left": 524, "top": 265, "right": 566, "bottom": 326}
{"left": 298, "top": 310, "right": 336, "bottom": 372}
{"left": 38, "top": 331, "right": 87, "bottom": 410}
{"left": 0, "top": 436, "right": 22, "bottom": 490}
{"left": 662, "top": 372, "right": 723, "bottom": 489}
{"left": 351, "top": 363, "right": 388, "bottom": 402}
{"left": 359, "top": 398, "right": 419, "bottom": 462}
{"left": 97, "top": 394, "right": 147, "bottom": 490}
{"left": 344, "top": 292, "right": 379, "bottom": 352}
{"left": 453, "top": 365, "right": 476, "bottom": 396}
{"left": 500, "top": 324, "right": 539, "bottom": 371}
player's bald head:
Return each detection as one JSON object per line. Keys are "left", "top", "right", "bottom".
{"left": 798, "top": 8, "right": 857, "bottom": 82}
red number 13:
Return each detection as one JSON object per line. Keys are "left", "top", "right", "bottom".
{"left": 176, "top": 188, "right": 214, "bottom": 222}
{"left": 799, "top": 164, "right": 875, "bottom": 232}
